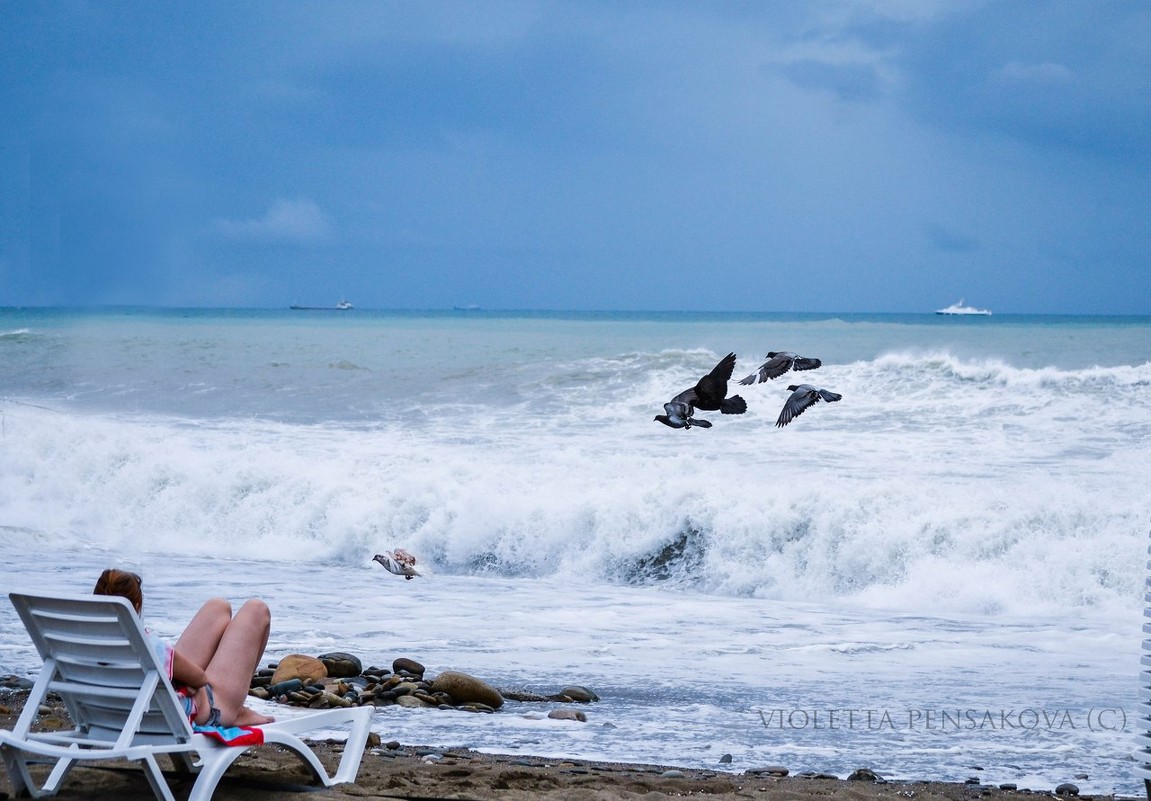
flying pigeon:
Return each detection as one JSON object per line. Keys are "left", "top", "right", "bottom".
{"left": 738, "top": 351, "right": 822, "bottom": 385}
{"left": 653, "top": 400, "right": 714, "bottom": 429}
{"left": 776, "top": 384, "right": 842, "bottom": 428}
{"left": 373, "top": 549, "right": 421, "bottom": 579}
{"left": 654, "top": 352, "right": 747, "bottom": 429}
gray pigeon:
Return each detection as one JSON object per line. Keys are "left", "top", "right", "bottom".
{"left": 739, "top": 351, "right": 822, "bottom": 385}
{"left": 654, "top": 400, "right": 714, "bottom": 429}
{"left": 654, "top": 352, "right": 747, "bottom": 430}
{"left": 776, "top": 384, "right": 842, "bottom": 428}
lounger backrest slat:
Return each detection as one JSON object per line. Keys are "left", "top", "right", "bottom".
{"left": 8, "top": 593, "right": 195, "bottom": 747}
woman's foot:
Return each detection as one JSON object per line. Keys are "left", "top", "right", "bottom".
{"left": 234, "top": 705, "right": 275, "bottom": 726}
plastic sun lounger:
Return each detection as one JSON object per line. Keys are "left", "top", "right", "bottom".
{"left": 0, "top": 592, "right": 373, "bottom": 801}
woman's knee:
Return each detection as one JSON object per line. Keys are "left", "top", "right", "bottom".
{"left": 200, "top": 597, "right": 233, "bottom": 619}
{"left": 238, "top": 598, "right": 271, "bottom": 626}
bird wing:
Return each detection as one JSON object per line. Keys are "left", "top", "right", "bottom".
{"left": 668, "top": 387, "right": 699, "bottom": 413}
{"left": 738, "top": 352, "right": 791, "bottom": 384}
{"left": 791, "top": 357, "right": 822, "bottom": 372}
{"left": 816, "top": 388, "right": 842, "bottom": 403}
{"left": 374, "top": 552, "right": 421, "bottom": 577}
{"left": 696, "top": 352, "right": 737, "bottom": 402}
{"left": 775, "top": 385, "right": 819, "bottom": 428}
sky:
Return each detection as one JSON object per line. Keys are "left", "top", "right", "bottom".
{"left": 1, "top": 1, "right": 1148, "bottom": 314}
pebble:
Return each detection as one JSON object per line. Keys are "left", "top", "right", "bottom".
{"left": 548, "top": 708, "right": 587, "bottom": 722}
{"left": 392, "top": 657, "right": 425, "bottom": 676}
{"left": 317, "top": 651, "right": 362, "bottom": 678}
{"left": 558, "top": 685, "right": 600, "bottom": 702}
{"left": 747, "top": 766, "right": 789, "bottom": 777}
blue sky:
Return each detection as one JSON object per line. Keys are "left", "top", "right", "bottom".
{"left": 1, "top": 2, "right": 1148, "bottom": 314}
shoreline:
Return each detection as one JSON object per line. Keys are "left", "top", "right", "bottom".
{"left": 1, "top": 689, "right": 1138, "bottom": 801}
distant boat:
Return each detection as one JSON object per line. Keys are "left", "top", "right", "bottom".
{"left": 935, "top": 299, "right": 991, "bottom": 316}
{"left": 452, "top": 304, "right": 482, "bottom": 311}
{"left": 290, "top": 300, "right": 354, "bottom": 311}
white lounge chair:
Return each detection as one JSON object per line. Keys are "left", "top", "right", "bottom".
{"left": 0, "top": 592, "right": 374, "bottom": 801}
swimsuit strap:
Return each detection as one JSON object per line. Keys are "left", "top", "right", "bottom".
{"left": 202, "top": 683, "right": 223, "bottom": 727}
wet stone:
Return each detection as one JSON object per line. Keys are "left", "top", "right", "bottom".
{"left": 392, "top": 657, "right": 425, "bottom": 676}
{"left": 747, "top": 766, "right": 789, "bottom": 777}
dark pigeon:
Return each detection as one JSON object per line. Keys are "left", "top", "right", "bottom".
{"left": 654, "top": 352, "right": 747, "bottom": 429}
{"left": 776, "top": 384, "right": 842, "bottom": 428}
{"left": 738, "top": 351, "right": 822, "bottom": 385}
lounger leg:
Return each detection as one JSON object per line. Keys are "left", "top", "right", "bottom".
{"left": 140, "top": 754, "right": 180, "bottom": 801}
{"left": 40, "top": 754, "right": 77, "bottom": 795}
{"left": 0, "top": 747, "right": 34, "bottom": 797}
{"left": 0, "top": 748, "right": 75, "bottom": 799}
{"left": 185, "top": 747, "right": 248, "bottom": 801}
{"left": 1144, "top": 777, "right": 1150, "bottom": 801}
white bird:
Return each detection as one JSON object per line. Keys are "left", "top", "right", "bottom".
{"left": 373, "top": 549, "right": 421, "bottom": 580}
{"left": 776, "top": 384, "right": 842, "bottom": 428}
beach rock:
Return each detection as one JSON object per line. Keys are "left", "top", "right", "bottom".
{"left": 393, "top": 657, "right": 425, "bottom": 676}
{"left": 430, "top": 671, "right": 504, "bottom": 709}
{"left": 548, "top": 708, "right": 587, "bottom": 722}
{"left": 265, "top": 678, "right": 305, "bottom": 697}
{"left": 747, "top": 766, "right": 789, "bottom": 777}
{"left": 317, "top": 652, "right": 362, "bottom": 678}
{"left": 1055, "top": 783, "right": 1079, "bottom": 796}
{"left": 499, "top": 689, "right": 552, "bottom": 702}
{"left": 556, "top": 685, "right": 599, "bottom": 702}
{"left": 396, "top": 695, "right": 433, "bottom": 709}
{"left": 848, "top": 768, "right": 880, "bottom": 782}
{"left": 660, "top": 770, "right": 686, "bottom": 778}
{"left": 999, "top": 784, "right": 1018, "bottom": 791}
{"left": 271, "top": 654, "right": 327, "bottom": 684}
{"left": 719, "top": 754, "right": 733, "bottom": 764}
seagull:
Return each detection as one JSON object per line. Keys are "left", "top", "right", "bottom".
{"left": 776, "top": 384, "right": 842, "bottom": 428}
{"left": 738, "top": 351, "right": 822, "bottom": 385}
{"left": 654, "top": 352, "right": 747, "bottom": 429}
{"left": 373, "top": 549, "right": 421, "bottom": 580}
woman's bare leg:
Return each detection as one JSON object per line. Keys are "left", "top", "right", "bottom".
{"left": 203, "top": 599, "right": 274, "bottom": 726}
{"left": 173, "top": 598, "right": 232, "bottom": 668}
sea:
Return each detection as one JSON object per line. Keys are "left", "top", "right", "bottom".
{"left": 1, "top": 307, "right": 1149, "bottom": 795}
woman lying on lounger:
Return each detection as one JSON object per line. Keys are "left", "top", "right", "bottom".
{"left": 94, "top": 568, "right": 275, "bottom": 727}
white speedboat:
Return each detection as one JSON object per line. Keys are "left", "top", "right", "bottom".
{"left": 935, "top": 299, "right": 991, "bottom": 316}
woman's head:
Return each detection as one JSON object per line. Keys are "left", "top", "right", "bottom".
{"left": 93, "top": 568, "right": 143, "bottom": 613}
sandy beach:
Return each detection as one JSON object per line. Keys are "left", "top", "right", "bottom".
{"left": 1, "top": 689, "right": 1135, "bottom": 801}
